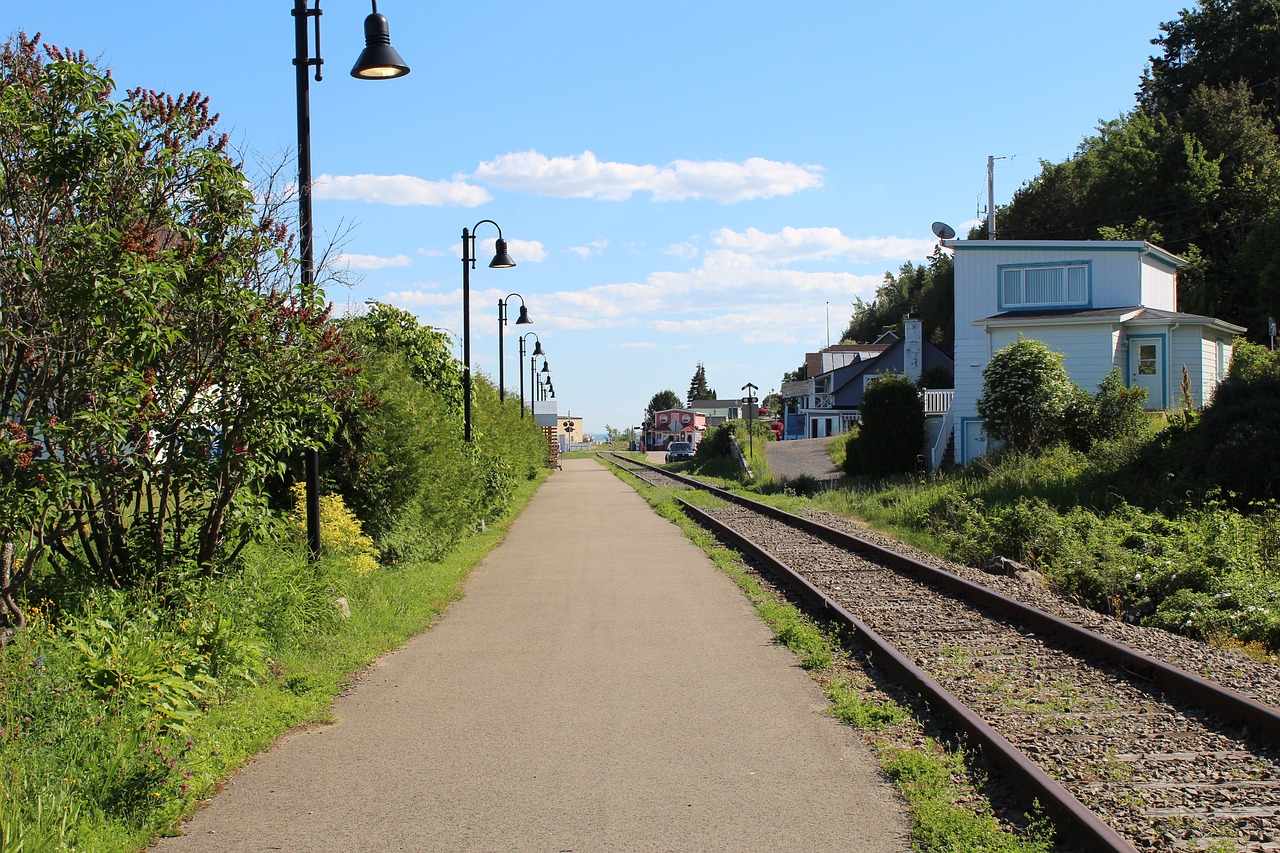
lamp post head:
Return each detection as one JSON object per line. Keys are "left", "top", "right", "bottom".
{"left": 351, "top": 3, "right": 411, "bottom": 79}
{"left": 515, "top": 304, "right": 532, "bottom": 324}
{"left": 541, "top": 360, "right": 550, "bottom": 373}
{"left": 532, "top": 341, "right": 545, "bottom": 357}
{"left": 489, "top": 238, "right": 516, "bottom": 269}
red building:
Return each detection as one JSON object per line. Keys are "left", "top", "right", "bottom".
{"left": 648, "top": 408, "right": 706, "bottom": 449}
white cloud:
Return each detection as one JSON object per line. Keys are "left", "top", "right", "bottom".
{"left": 472, "top": 150, "right": 824, "bottom": 203}
{"left": 336, "top": 252, "right": 413, "bottom": 270}
{"left": 382, "top": 289, "right": 454, "bottom": 308}
{"left": 662, "top": 242, "right": 699, "bottom": 259}
{"left": 712, "top": 226, "right": 936, "bottom": 266}
{"left": 568, "top": 239, "right": 609, "bottom": 259}
{"left": 526, "top": 247, "right": 881, "bottom": 340}
{"left": 389, "top": 224, "right": 926, "bottom": 348}
{"left": 313, "top": 173, "right": 491, "bottom": 207}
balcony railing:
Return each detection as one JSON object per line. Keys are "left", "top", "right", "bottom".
{"left": 923, "top": 389, "right": 954, "bottom": 416}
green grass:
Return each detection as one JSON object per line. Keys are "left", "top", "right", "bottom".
{"left": 0, "top": 471, "right": 548, "bottom": 852}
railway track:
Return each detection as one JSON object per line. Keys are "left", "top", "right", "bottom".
{"left": 603, "top": 452, "right": 1280, "bottom": 853}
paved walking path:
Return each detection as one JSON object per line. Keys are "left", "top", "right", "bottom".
{"left": 155, "top": 458, "right": 907, "bottom": 852}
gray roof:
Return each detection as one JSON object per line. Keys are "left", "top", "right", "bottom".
{"left": 975, "top": 305, "right": 1245, "bottom": 333}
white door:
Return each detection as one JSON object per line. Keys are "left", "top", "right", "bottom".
{"left": 963, "top": 422, "right": 988, "bottom": 463}
{"left": 1128, "top": 337, "right": 1164, "bottom": 409}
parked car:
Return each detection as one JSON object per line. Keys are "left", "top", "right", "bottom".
{"left": 665, "top": 441, "right": 695, "bottom": 463}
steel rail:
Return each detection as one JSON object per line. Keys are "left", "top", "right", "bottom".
{"left": 674, "top": 497, "right": 1139, "bottom": 853}
{"left": 607, "top": 453, "right": 1280, "bottom": 744}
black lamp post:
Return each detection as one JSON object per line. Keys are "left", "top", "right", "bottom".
{"left": 742, "top": 382, "right": 758, "bottom": 462}
{"left": 460, "top": 220, "right": 515, "bottom": 442}
{"left": 294, "top": 0, "right": 408, "bottom": 560}
{"left": 498, "top": 293, "right": 531, "bottom": 403}
{"left": 518, "top": 332, "right": 543, "bottom": 418}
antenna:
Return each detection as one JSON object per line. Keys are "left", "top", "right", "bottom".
{"left": 931, "top": 221, "right": 956, "bottom": 240}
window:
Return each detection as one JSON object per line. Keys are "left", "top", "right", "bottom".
{"left": 1137, "top": 344, "right": 1157, "bottom": 375}
{"left": 998, "top": 263, "right": 1089, "bottom": 309}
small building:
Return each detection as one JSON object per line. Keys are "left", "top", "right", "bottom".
{"left": 687, "top": 398, "right": 762, "bottom": 426}
{"left": 648, "top": 408, "right": 707, "bottom": 449}
{"left": 786, "top": 314, "right": 953, "bottom": 440}
{"left": 946, "top": 239, "right": 1244, "bottom": 465}
{"left": 556, "top": 414, "right": 588, "bottom": 453}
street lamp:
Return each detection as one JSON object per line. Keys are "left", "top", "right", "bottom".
{"left": 460, "top": 220, "right": 516, "bottom": 442}
{"left": 742, "top": 382, "right": 758, "bottom": 463}
{"left": 498, "top": 293, "right": 532, "bottom": 403}
{"left": 518, "top": 332, "right": 543, "bottom": 418}
{"left": 293, "top": 0, "right": 409, "bottom": 560}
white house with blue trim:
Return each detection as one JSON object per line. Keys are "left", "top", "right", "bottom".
{"left": 944, "top": 239, "right": 1245, "bottom": 465}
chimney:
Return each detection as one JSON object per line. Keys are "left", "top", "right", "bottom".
{"left": 905, "top": 311, "right": 922, "bottom": 383}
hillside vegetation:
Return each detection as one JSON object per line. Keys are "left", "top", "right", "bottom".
{"left": 815, "top": 342, "right": 1280, "bottom": 656}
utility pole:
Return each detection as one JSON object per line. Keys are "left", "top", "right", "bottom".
{"left": 987, "top": 155, "right": 1006, "bottom": 239}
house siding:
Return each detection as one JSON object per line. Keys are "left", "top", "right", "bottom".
{"left": 1139, "top": 256, "right": 1179, "bottom": 311}
{"left": 1163, "top": 327, "right": 1232, "bottom": 407}
{"left": 948, "top": 240, "right": 1239, "bottom": 462}
{"left": 991, "top": 325, "right": 1119, "bottom": 394}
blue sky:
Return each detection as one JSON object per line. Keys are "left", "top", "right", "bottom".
{"left": 11, "top": 1, "right": 1187, "bottom": 433}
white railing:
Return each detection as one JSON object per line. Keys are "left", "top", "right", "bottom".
{"left": 813, "top": 392, "right": 834, "bottom": 409}
{"left": 928, "top": 401, "right": 954, "bottom": 472}
{"left": 923, "top": 389, "right": 954, "bottom": 416}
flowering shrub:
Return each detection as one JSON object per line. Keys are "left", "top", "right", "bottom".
{"left": 289, "top": 483, "right": 379, "bottom": 576}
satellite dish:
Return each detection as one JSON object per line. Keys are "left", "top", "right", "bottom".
{"left": 931, "top": 221, "right": 956, "bottom": 240}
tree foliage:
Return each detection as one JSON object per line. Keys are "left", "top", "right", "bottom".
{"left": 977, "top": 338, "right": 1081, "bottom": 455}
{"left": 998, "top": 0, "right": 1280, "bottom": 341}
{"left": 645, "top": 389, "right": 682, "bottom": 424}
{"left": 842, "top": 373, "right": 926, "bottom": 479}
{"left": 686, "top": 362, "right": 715, "bottom": 404}
{"left": 843, "top": 248, "right": 953, "bottom": 347}
{"left": 0, "top": 35, "right": 350, "bottom": 635}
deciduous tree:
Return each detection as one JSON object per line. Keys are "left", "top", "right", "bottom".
{"left": 0, "top": 34, "right": 349, "bottom": 636}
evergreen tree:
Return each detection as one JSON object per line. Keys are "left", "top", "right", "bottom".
{"left": 687, "top": 362, "right": 714, "bottom": 404}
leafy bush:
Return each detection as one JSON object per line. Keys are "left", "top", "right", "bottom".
{"left": 288, "top": 483, "right": 378, "bottom": 576}
{"left": 1199, "top": 377, "right": 1280, "bottom": 503}
{"left": 1079, "top": 368, "right": 1149, "bottom": 447}
{"left": 977, "top": 337, "right": 1078, "bottom": 453}
{"left": 1226, "top": 339, "right": 1280, "bottom": 381}
{"left": 843, "top": 373, "right": 925, "bottom": 478}
{"left": 325, "top": 305, "right": 547, "bottom": 562}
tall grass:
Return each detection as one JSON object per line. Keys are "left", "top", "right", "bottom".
{"left": 0, "top": 473, "right": 546, "bottom": 850}
{"left": 810, "top": 433, "right": 1280, "bottom": 653}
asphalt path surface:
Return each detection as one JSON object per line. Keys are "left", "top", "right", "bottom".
{"left": 764, "top": 436, "right": 844, "bottom": 481}
{"left": 154, "top": 457, "right": 906, "bottom": 851}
